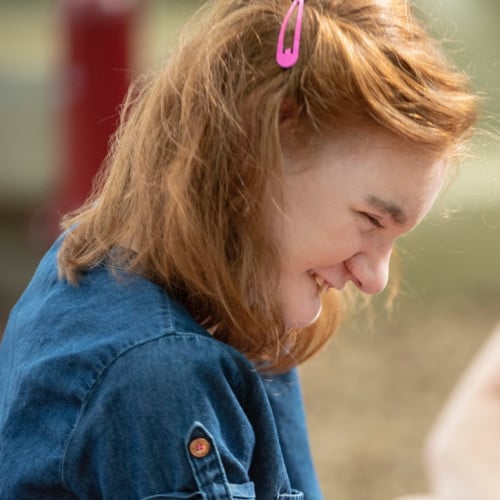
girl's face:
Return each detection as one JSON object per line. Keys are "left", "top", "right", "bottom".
{"left": 274, "top": 121, "right": 447, "bottom": 330}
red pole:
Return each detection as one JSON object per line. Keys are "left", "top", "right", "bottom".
{"left": 52, "top": 0, "right": 140, "bottom": 234}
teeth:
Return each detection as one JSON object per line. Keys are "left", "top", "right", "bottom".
{"left": 311, "top": 272, "right": 329, "bottom": 293}
{"left": 314, "top": 274, "right": 325, "bottom": 287}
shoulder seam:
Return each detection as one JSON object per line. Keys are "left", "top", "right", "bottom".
{"left": 158, "top": 286, "right": 175, "bottom": 333}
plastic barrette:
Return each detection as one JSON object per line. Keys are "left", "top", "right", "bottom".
{"left": 276, "top": 0, "right": 305, "bottom": 69}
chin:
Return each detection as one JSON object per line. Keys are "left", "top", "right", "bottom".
{"left": 305, "top": 301, "right": 323, "bottom": 326}
{"left": 285, "top": 301, "right": 323, "bottom": 330}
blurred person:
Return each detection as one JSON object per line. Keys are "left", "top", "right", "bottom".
{"left": 0, "top": 0, "right": 477, "bottom": 498}
{"left": 396, "top": 322, "right": 500, "bottom": 500}
{"left": 427, "top": 321, "right": 500, "bottom": 500}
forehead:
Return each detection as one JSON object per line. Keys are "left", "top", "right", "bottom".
{"left": 304, "top": 121, "right": 448, "bottom": 219}
{"left": 282, "top": 116, "right": 447, "bottom": 189}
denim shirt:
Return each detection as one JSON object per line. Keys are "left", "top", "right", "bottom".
{"left": 0, "top": 237, "right": 323, "bottom": 499}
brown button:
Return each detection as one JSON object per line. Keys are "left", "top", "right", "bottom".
{"left": 189, "top": 437, "right": 211, "bottom": 458}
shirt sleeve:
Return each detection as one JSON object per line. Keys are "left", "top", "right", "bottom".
{"left": 263, "top": 369, "right": 323, "bottom": 499}
{"left": 61, "top": 333, "right": 263, "bottom": 499}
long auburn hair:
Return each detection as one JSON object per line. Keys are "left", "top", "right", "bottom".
{"left": 58, "top": 0, "right": 478, "bottom": 372}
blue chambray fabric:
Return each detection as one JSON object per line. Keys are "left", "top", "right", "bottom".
{"left": 0, "top": 236, "right": 323, "bottom": 499}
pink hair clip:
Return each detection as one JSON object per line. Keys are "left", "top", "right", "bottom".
{"left": 276, "top": 0, "right": 305, "bottom": 69}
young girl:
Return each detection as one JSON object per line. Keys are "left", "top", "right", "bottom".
{"left": 0, "top": 0, "right": 477, "bottom": 498}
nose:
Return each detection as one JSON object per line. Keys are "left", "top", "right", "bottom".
{"left": 347, "top": 246, "right": 393, "bottom": 295}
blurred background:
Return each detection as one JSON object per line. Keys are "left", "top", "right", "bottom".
{"left": 0, "top": 0, "right": 498, "bottom": 498}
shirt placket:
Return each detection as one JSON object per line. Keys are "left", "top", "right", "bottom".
{"left": 185, "top": 422, "right": 234, "bottom": 499}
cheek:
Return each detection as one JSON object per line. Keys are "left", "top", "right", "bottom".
{"left": 310, "top": 225, "right": 365, "bottom": 269}
{"left": 283, "top": 215, "right": 362, "bottom": 271}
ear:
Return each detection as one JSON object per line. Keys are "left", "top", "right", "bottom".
{"left": 279, "top": 97, "right": 299, "bottom": 128}
{"left": 278, "top": 98, "right": 301, "bottom": 153}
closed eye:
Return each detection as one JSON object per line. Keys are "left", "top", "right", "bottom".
{"left": 360, "top": 211, "right": 385, "bottom": 229}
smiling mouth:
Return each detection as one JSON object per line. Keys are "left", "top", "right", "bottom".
{"left": 308, "top": 270, "right": 332, "bottom": 293}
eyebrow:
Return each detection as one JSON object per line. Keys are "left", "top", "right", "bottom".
{"left": 366, "top": 195, "right": 407, "bottom": 225}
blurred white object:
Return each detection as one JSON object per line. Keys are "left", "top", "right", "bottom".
{"left": 394, "top": 496, "right": 436, "bottom": 499}
{"left": 424, "top": 321, "right": 500, "bottom": 500}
